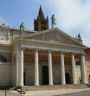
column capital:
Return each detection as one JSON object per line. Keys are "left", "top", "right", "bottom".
{"left": 18, "top": 43, "right": 25, "bottom": 50}
{"left": 34, "top": 49, "right": 39, "bottom": 51}
{"left": 48, "top": 50, "right": 53, "bottom": 53}
{"left": 71, "top": 52, "right": 75, "bottom": 55}
{"left": 80, "top": 53, "right": 85, "bottom": 56}
{"left": 60, "top": 51, "right": 65, "bottom": 54}
{"left": 20, "top": 48, "right": 25, "bottom": 50}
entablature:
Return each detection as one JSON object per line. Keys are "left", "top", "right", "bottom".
{"left": 14, "top": 39, "right": 86, "bottom": 54}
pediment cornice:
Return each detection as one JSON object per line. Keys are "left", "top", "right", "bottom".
{"left": 22, "top": 28, "right": 85, "bottom": 47}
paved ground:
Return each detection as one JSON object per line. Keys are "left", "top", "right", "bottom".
{"left": 25, "top": 88, "right": 90, "bottom": 96}
{"left": 0, "top": 88, "right": 90, "bottom": 96}
{"left": 0, "top": 90, "right": 20, "bottom": 96}
{"left": 55, "top": 90, "right": 90, "bottom": 96}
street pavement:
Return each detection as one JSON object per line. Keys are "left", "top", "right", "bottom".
{"left": 55, "top": 90, "right": 90, "bottom": 96}
{"left": 0, "top": 88, "right": 90, "bottom": 96}
{"left": 25, "top": 88, "right": 90, "bottom": 96}
{"left": 0, "top": 90, "right": 20, "bottom": 96}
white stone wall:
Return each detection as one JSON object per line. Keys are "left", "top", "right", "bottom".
{"left": 76, "top": 66, "right": 81, "bottom": 84}
{"left": 0, "top": 64, "right": 11, "bottom": 87}
{"left": 24, "top": 64, "right": 35, "bottom": 85}
{"left": 53, "top": 64, "right": 61, "bottom": 84}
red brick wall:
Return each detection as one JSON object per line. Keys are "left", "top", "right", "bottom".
{"left": 85, "top": 48, "right": 90, "bottom": 82}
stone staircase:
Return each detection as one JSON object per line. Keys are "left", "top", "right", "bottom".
{"left": 21, "top": 84, "right": 90, "bottom": 91}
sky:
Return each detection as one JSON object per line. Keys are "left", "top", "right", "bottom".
{"left": 0, "top": 0, "right": 90, "bottom": 47}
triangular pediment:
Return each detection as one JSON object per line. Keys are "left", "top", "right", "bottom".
{"left": 23, "top": 28, "right": 85, "bottom": 47}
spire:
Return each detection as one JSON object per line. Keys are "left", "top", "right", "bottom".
{"left": 34, "top": 6, "right": 49, "bottom": 31}
{"left": 38, "top": 6, "right": 45, "bottom": 19}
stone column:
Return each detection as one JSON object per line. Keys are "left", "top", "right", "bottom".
{"left": 16, "top": 49, "right": 20, "bottom": 86}
{"left": 19, "top": 49, "right": 24, "bottom": 86}
{"left": 81, "top": 53, "right": 88, "bottom": 84}
{"left": 60, "top": 52, "right": 66, "bottom": 85}
{"left": 48, "top": 51, "right": 53, "bottom": 85}
{"left": 35, "top": 50, "right": 39, "bottom": 86}
{"left": 71, "top": 53, "right": 77, "bottom": 84}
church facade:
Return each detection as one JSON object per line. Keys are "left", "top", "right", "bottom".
{"left": 0, "top": 7, "right": 88, "bottom": 87}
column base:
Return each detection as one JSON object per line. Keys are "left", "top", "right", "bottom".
{"left": 61, "top": 82, "right": 66, "bottom": 85}
{"left": 73, "top": 82, "right": 77, "bottom": 84}
{"left": 35, "top": 82, "right": 39, "bottom": 86}
{"left": 61, "top": 84, "right": 66, "bottom": 85}
{"left": 35, "top": 84, "right": 39, "bottom": 86}
{"left": 73, "top": 80, "right": 77, "bottom": 84}
{"left": 49, "top": 83, "right": 53, "bottom": 86}
{"left": 19, "top": 84, "right": 24, "bottom": 86}
{"left": 82, "top": 81, "right": 88, "bottom": 84}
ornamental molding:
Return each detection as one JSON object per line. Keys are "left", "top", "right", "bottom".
{"left": 23, "top": 28, "right": 84, "bottom": 47}
{"left": 14, "top": 39, "right": 85, "bottom": 53}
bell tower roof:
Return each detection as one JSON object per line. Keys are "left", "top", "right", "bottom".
{"left": 38, "top": 6, "right": 45, "bottom": 19}
{"left": 34, "top": 6, "right": 49, "bottom": 31}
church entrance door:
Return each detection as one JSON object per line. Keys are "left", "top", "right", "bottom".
{"left": 65, "top": 73, "right": 70, "bottom": 84}
{"left": 24, "top": 72, "right": 26, "bottom": 85}
{"left": 42, "top": 66, "right": 49, "bottom": 85}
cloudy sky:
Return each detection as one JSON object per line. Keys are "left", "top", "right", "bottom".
{"left": 0, "top": 0, "right": 90, "bottom": 47}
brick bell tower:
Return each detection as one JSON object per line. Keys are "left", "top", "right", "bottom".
{"left": 34, "top": 6, "right": 49, "bottom": 31}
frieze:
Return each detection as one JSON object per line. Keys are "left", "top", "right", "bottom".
{"left": 14, "top": 39, "right": 85, "bottom": 53}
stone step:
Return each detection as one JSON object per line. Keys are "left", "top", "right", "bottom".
{"left": 21, "top": 84, "right": 90, "bottom": 91}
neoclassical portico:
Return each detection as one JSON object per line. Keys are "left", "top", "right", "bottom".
{"left": 15, "top": 48, "right": 87, "bottom": 86}
{"left": 14, "top": 28, "right": 88, "bottom": 86}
